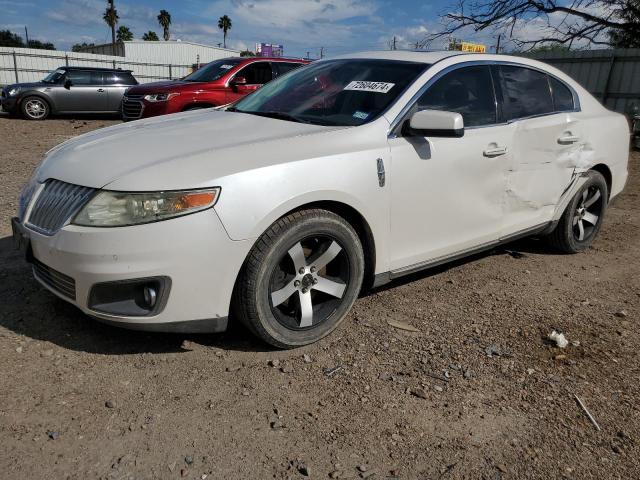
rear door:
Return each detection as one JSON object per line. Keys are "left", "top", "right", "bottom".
{"left": 55, "top": 70, "right": 108, "bottom": 112}
{"left": 103, "top": 71, "right": 136, "bottom": 112}
{"left": 495, "top": 65, "right": 581, "bottom": 235}
{"left": 225, "top": 61, "right": 273, "bottom": 104}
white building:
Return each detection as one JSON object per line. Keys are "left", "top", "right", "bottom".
{"left": 79, "top": 40, "right": 240, "bottom": 66}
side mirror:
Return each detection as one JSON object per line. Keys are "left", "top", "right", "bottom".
{"left": 64, "top": 79, "right": 72, "bottom": 89}
{"left": 231, "top": 76, "right": 247, "bottom": 86}
{"left": 403, "top": 109, "right": 464, "bottom": 138}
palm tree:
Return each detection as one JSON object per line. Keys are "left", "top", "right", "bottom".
{"left": 218, "top": 15, "right": 232, "bottom": 48}
{"left": 142, "top": 31, "right": 159, "bottom": 41}
{"left": 103, "top": 0, "right": 119, "bottom": 48}
{"left": 157, "top": 10, "right": 171, "bottom": 41}
{"left": 116, "top": 25, "right": 133, "bottom": 42}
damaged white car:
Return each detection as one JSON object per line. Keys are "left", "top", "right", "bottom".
{"left": 13, "top": 51, "right": 629, "bottom": 348}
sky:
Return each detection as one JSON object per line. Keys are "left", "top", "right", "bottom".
{"left": 0, "top": 0, "right": 512, "bottom": 58}
{"left": 1, "top": 0, "right": 608, "bottom": 58}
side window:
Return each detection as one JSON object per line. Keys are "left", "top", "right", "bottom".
{"left": 274, "top": 62, "right": 302, "bottom": 77}
{"left": 90, "top": 72, "right": 104, "bottom": 85}
{"left": 67, "top": 70, "right": 92, "bottom": 85}
{"left": 499, "top": 66, "right": 553, "bottom": 120}
{"left": 417, "top": 65, "right": 496, "bottom": 127}
{"left": 238, "top": 62, "right": 273, "bottom": 84}
{"left": 549, "top": 76, "right": 574, "bottom": 111}
{"left": 104, "top": 71, "right": 136, "bottom": 85}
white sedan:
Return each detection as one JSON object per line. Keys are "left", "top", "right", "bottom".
{"left": 12, "top": 51, "right": 629, "bottom": 348}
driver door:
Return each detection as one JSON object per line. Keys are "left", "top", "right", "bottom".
{"left": 387, "top": 65, "right": 512, "bottom": 272}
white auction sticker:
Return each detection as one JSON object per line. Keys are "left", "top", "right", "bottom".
{"left": 344, "top": 81, "right": 395, "bottom": 93}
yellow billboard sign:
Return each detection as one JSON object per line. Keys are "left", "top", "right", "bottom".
{"left": 460, "top": 42, "right": 486, "bottom": 53}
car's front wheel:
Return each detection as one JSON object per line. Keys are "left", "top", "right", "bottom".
{"left": 546, "top": 170, "right": 608, "bottom": 253}
{"left": 21, "top": 96, "right": 50, "bottom": 120}
{"left": 234, "top": 209, "right": 364, "bottom": 349}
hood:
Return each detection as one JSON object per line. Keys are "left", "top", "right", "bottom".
{"left": 126, "top": 80, "right": 215, "bottom": 95}
{"left": 4, "top": 82, "right": 48, "bottom": 91}
{"left": 37, "top": 109, "right": 345, "bottom": 190}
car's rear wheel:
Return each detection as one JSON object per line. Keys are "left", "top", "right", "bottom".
{"left": 21, "top": 96, "right": 50, "bottom": 120}
{"left": 546, "top": 170, "right": 608, "bottom": 253}
{"left": 234, "top": 209, "right": 364, "bottom": 349}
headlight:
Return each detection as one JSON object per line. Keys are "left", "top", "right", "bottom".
{"left": 73, "top": 188, "right": 220, "bottom": 227}
{"left": 143, "top": 93, "right": 179, "bottom": 102}
{"left": 8, "top": 87, "right": 20, "bottom": 96}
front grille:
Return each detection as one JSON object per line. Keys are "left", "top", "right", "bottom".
{"left": 26, "top": 180, "right": 94, "bottom": 235}
{"left": 33, "top": 258, "right": 76, "bottom": 300}
{"left": 122, "top": 96, "right": 143, "bottom": 118}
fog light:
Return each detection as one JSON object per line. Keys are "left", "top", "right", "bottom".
{"left": 143, "top": 286, "right": 157, "bottom": 308}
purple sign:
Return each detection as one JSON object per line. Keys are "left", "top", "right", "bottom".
{"left": 256, "top": 43, "right": 283, "bottom": 57}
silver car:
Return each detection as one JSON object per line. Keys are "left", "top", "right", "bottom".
{"left": 1, "top": 67, "right": 138, "bottom": 120}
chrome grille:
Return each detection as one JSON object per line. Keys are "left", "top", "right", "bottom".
{"left": 26, "top": 180, "right": 94, "bottom": 235}
{"left": 33, "top": 258, "right": 76, "bottom": 300}
{"left": 122, "top": 96, "right": 144, "bottom": 119}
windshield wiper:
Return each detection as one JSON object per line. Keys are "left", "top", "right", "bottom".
{"left": 240, "top": 110, "right": 310, "bottom": 124}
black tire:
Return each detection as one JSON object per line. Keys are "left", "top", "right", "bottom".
{"left": 233, "top": 209, "right": 364, "bottom": 349}
{"left": 21, "top": 96, "right": 50, "bottom": 120}
{"left": 546, "top": 170, "right": 608, "bottom": 253}
{"left": 184, "top": 104, "right": 211, "bottom": 111}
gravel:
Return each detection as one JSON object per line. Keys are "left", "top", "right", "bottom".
{"left": 0, "top": 118, "right": 638, "bottom": 478}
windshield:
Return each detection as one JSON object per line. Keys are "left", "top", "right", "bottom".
{"left": 231, "top": 59, "right": 428, "bottom": 126}
{"left": 43, "top": 69, "right": 66, "bottom": 84}
{"left": 183, "top": 58, "right": 243, "bottom": 82}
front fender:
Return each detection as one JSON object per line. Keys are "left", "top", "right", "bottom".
{"left": 213, "top": 153, "right": 391, "bottom": 274}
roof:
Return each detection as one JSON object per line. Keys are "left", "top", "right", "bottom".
{"left": 123, "top": 40, "right": 239, "bottom": 53}
{"left": 61, "top": 66, "right": 133, "bottom": 72}
{"left": 332, "top": 50, "right": 464, "bottom": 63}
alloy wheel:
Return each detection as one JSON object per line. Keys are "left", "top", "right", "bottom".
{"left": 24, "top": 99, "right": 47, "bottom": 119}
{"left": 269, "top": 235, "right": 349, "bottom": 330}
{"left": 573, "top": 185, "right": 603, "bottom": 242}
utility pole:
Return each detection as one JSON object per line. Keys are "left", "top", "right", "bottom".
{"left": 108, "top": 0, "right": 116, "bottom": 49}
{"left": 306, "top": 51, "right": 310, "bottom": 60}
{"left": 24, "top": 26, "right": 29, "bottom": 46}
{"left": 495, "top": 34, "right": 501, "bottom": 54}
{"left": 392, "top": 36, "right": 397, "bottom": 50}
{"left": 320, "top": 47, "right": 324, "bottom": 59}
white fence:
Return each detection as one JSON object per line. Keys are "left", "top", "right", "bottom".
{"left": 0, "top": 46, "right": 218, "bottom": 85}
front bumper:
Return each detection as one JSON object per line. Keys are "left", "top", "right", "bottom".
{"left": 13, "top": 210, "right": 252, "bottom": 333}
{"left": 1, "top": 96, "right": 18, "bottom": 113}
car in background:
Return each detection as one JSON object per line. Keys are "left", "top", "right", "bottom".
{"left": 1, "top": 66, "right": 138, "bottom": 120}
{"left": 121, "top": 56, "right": 309, "bottom": 120}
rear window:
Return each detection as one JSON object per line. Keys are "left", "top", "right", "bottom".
{"left": 183, "top": 59, "right": 243, "bottom": 82}
{"left": 549, "top": 76, "right": 574, "bottom": 111}
{"left": 499, "top": 66, "right": 553, "bottom": 120}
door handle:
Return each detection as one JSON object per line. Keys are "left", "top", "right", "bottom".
{"left": 97, "top": 88, "right": 105, "bottom": 93}
{"left": 483, "top": 146, "right": 507, "bottom": 157}
{"left": 558, "top": 134, "right": 579, "bottom": 144}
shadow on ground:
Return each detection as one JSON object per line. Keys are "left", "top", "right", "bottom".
{"left": 0, "top": 233, "right": 560, "bottom": 355}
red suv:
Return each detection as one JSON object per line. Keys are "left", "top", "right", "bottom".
{"left": 121, "top": 57, "right": 309, "bottom": 120}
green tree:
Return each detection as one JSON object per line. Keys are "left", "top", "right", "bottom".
{"left": 157, "top": 9, "right": 172, "bottom": 41}
{"left": 0, "top": 29, "right": 25, "bottom": 47}
{"left": 142, "top": 31, "right": 159, "bottom": 41}
{"left": 72, "top": 42, "right": 96, "bottom": 52}
{"left": 103, "top": 2, "right": 119, "bottom": 47}
{"left": 116, "top": 25, "right": 133, "bottom": 42}
{"left": 218, "top": 15, "right": 232, "bottom": 48}
{"left": 239, "top": 49, "right": 255, "bottom": 57}
{"left": 27, "top": 39, "right": 56, "bottom": 50}
{"left": 609, "top": 0, "right": 640, "bottom": 47}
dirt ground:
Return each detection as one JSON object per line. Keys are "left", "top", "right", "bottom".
{"left": 0, "top": 115, "right": 638, "bottom": 480}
